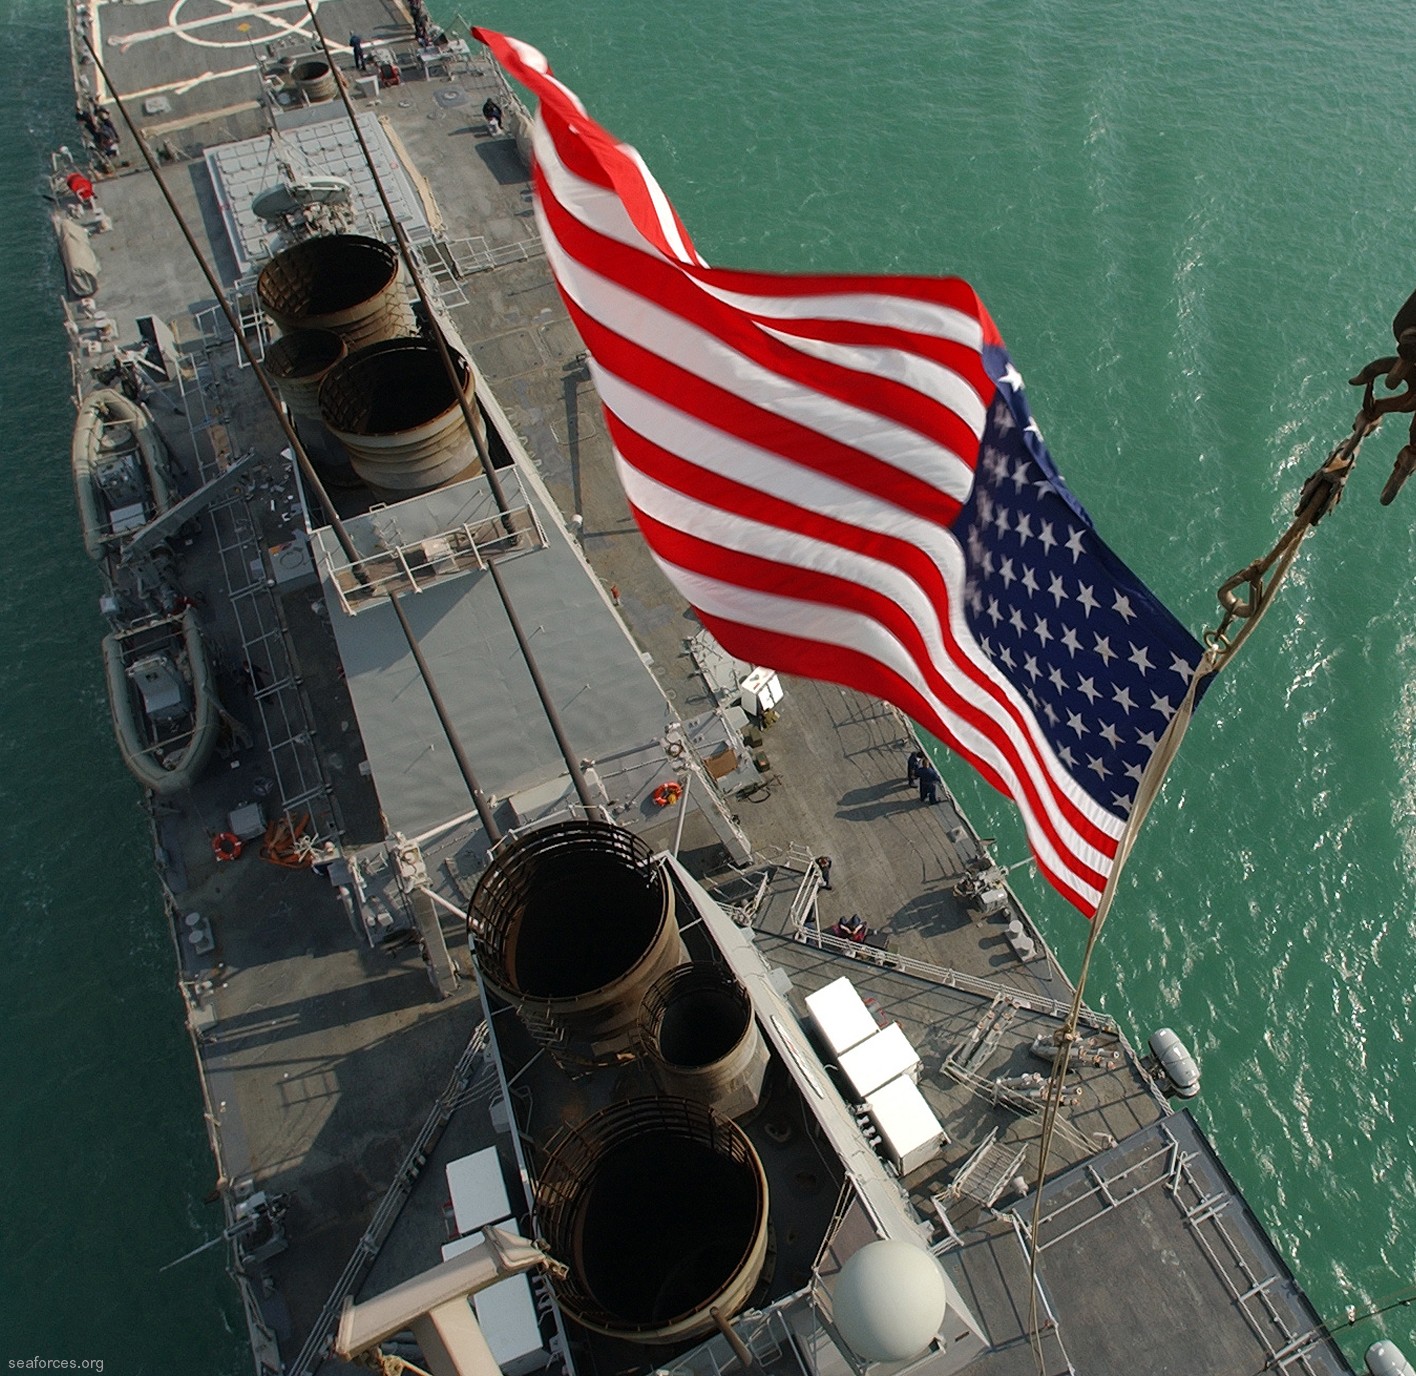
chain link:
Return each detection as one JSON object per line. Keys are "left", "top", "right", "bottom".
{"left": 1204, "top": 285, "right": 1416, "bottom": 659}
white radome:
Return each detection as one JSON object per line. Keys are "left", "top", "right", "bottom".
{"left": 831, "top": 1239, "right": 948, "bottom": 1363}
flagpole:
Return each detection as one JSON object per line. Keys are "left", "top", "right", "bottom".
{"left": 1022, "top": 654, "right": 1206, "bottom": 1365}
{"left": 1025, "top": 374, "right": 1416, "bottom": 1362}
{"left": 1023, "top": 361, "right": 1413, "bottom": 1364}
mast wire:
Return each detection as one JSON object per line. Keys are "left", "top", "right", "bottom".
{"left": 78, "top": 33, "right": 505, "bottom": 842}
{"left": 297, "top": 0, "right": 599, "bottom": 812}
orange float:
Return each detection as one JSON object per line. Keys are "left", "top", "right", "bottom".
{"left": 212, "top": 831, "right": 243, "bottom": 862}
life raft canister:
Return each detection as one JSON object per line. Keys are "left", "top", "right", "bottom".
{"left": 212, "top": 831, "right": 243, "bottom": 862}
{"left": 652, "top": 780, "right": 683, "bottom": 808}
{"left": 66, "top": 172, "right": 95, "bottom": 204}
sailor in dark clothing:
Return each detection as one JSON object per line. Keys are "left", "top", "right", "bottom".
{"left": 93, "top": 107, "right": 119, "bottom": 157}
{"left": 350, "top": 33, "right": 366, "bottom": 71}
{"left": 906, "top": 748, "right": 925, "bottom": 784}
{"left": 918, "top": 762, "right": 940, "bottom": 804}
{"left": 482, "top": 98, "right": 504, "bottom": 135}
{"left": 75, "top": 104, "right": 100, "bottom": 144}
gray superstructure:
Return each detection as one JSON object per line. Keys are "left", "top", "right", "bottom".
{"left": 52, "top": 2, "right": 1368, "bottom": 1373}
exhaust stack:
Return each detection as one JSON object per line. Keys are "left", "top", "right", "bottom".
{"left": 469, "top": 820, "right": 686, "bottom": 1063}
{"left": 318, "top": 338, "right": 485, "bottom": 500}
{"left": 537, "top": 1097, "right": 770, "bottom": 1342}
{"left": 257, "top": 234, "right": 412, "bottom": 349}
{"left": 640, "top": 963, "right": 769, "bottom": 1118}
{"left": 262, "top": 329, "right": 358, "bottom": 487}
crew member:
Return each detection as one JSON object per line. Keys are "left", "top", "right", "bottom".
{"left": 832, "top": 913, "right": 867, "bottom": 942}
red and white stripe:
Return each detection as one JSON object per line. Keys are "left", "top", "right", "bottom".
{"left": 477, "top": 29, "right": 1123, "bottom": 915}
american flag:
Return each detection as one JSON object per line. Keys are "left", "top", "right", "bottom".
{"left": 477, "top": 29, "right": 1210, "bottom": 917}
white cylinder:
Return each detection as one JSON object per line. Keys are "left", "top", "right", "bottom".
{"left": 1367, "top": 1340, "right": 1416, "bottom": 1376}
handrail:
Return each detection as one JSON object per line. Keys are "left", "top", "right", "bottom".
{"left": 328, "top": 501, "right": 546, "bottom": 613}
{"left": 791, "top": 918, "right": 1121, "bottom": 1034}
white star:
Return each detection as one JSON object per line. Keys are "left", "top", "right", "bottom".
{"left": 993, "top": 506, "right": 1011, "bottom": 537}
{"left": 999, "top": 363, "right": 1024, "bottom": 393}
{"left": 1023, "top": 653, "right": 1041, "bottom": 681}
{"left": 1170, "top": 652, "right": 1195, "bottom": 680}
{"left": 1058, "top": 744, "right": 1076, "bottom": 767}
{"left": 1011, "top": 462, "right": 1031, "bottom": 493}
{"left": 1136, "top": 728, "right": 1159, "bottom": 751}
{"left": 1077, "top": 676, "right": 1100, "bottom": 704}
{"left": 999, "top": 645, "right": 1016, "bottom": 670}
{"left": 1048, "top": 666, "right": 1067, "bottom": 693}
{"left": 1015, "top": 513, "right": 1034, "bottom": 545}
{"left": 1039, "top": 521, "right": 1057, "bottom": 554}
{"left": 1033, "top": 615, "right": 1052, "bottom": 645}
{"left": 1041, "top": 701, "right": 1058, "bottom": 726}
{"left": 986, "top": 596, "right": 1003, "bottom": 625}
{"left": 1111, "top": 685, "right": 1136, "bottom": 714}
{"left": 1076, "top": 584, "right": 1098, "bottom": 617}
{"left": 984, "top": 446, "right": 1009, "bottom": 482}
{"left": 1065, "top": 528, "right": 1087, "bottom": 563}
{"left": 1149, "top": 691, "right": 1174, "bottom": 717}
{"left": 1128, "top": 644, "right": 1154, "bottom": 674}
{"left": 1087, "top": 755, "right": 1108, "bottom": 780}
{"left": 1113, "top": 592, "right": 1136, "bottom": 622}
{"left": 1066, "top": 709, "right": 1086, "bottom": 737}
{"left": 1009, "top": 608, "right": 1026, "bottom": 635}
{"left": 1025, "top": 419, "right": 1044, "bottom": 446}
{"left": 993, "top": 403, "right": 1017, "bottom": 435}
{"left": 1021, "top": 566, "right": 1039, "bottom": 597}
{"left": 1060, "top": 626, "right": 1081, "bottom": 657}
{"left": 1048, "top": 573, "right": 1067, "bottom": 607}
{"left": 1099, "top": 722, "right": 1121, "bottom": 749}
{"left": 1125, "top": 760, "right": 1145, "bottom": 783}
{"left": 1110, "top": 793, "right": 1132, "bottom": 816}
{"left": 1093, "top": 634, "right": 1116, "bottom": 666}
{"left": 999, "top": 558, "right": 1016, "bottom": 588}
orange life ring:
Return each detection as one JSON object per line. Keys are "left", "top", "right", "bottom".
{"left": 212, "top": 831, "right": 243, "bottom": 862}
{"left": 652, "top": 780, "right": 683, "bottom": 808}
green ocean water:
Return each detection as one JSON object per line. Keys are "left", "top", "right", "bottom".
{"left": 2, "top": 0, "right": 1413, "bottom": 1370}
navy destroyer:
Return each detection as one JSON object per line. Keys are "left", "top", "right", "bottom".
{"left": 50, "top": 1, "right": 1412, "bottom": 1373}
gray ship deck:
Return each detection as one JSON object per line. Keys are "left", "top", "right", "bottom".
{"left": 58, "top": 2, "right": 1353, "bottom": 1374}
